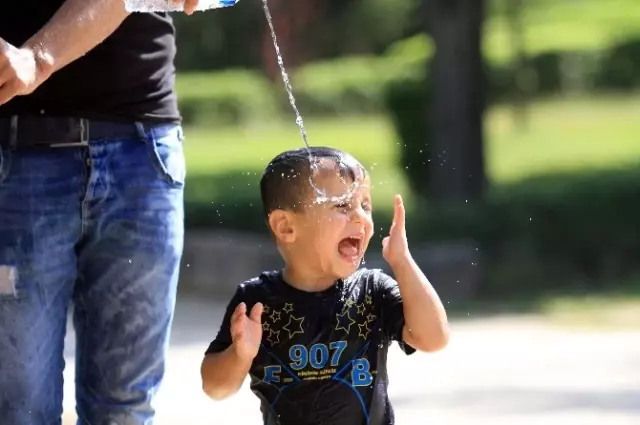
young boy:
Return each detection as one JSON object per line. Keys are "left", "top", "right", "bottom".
{"left": 200, "top": 147, "right": 449, "bottom": 425}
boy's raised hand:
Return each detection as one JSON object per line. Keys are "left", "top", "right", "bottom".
{"left": 382, "top": 194, "right": 410, "bottom": 268}
{"left": 230, "top": 302, "right": 264, "bottom": 362}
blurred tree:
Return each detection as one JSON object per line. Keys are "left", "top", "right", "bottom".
{"left": 173, "top": 0, "right": 418, "bottom": 72}
{"left": 261, "top": 0, "right": 321, "bottom": 81}
{"left": 425, "top": 0, "right": 487, "bottom": 203}
{"left": 505, "top": 0, "right": 529, "bottom": 131}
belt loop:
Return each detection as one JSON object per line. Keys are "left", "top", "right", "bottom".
{"left": 9, "top": 116, "right": 18, "bottom": 150}
{"left": 134, "top": 122, "right": 149, "bottom": 142}
{"left": 80, "top": 118, "right": 89, "bottom": 143}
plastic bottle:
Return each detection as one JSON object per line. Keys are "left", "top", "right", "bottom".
{"left": 123, "top": 0, "right": 239, "bottom": 13}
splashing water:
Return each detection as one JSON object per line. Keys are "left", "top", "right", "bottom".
{"left": 260, "top": 0, "right": 360, "bottom": 205}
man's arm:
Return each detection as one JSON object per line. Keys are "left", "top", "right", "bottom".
{"left": 23, "top": 0, "right": 130, "bottom": 83}
{"left": 201, "top": 346, "right": 253, "bottom": 401}
{"left": 0, "top": 0, "right": 131, "bottom": 104}
{"left": 25, "top": 0, "right": 202, "bottom": 77}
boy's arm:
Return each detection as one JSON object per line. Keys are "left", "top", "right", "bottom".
{"left": 201, "top": 346, "right": 253, "bottom": 400}
{"left": 390, "top": 257, "right": 449, "bottom": 352}
{"left": 200, "top": 286, "right": 251, "bottom": 400}
{"left": 378, "top": 259, "right": 449, "bottom": 353}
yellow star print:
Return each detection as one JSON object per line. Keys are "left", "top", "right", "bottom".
{"left": 356, "top": 303, "right": 366, "bottom": 315}
{"left": 267, "top": 329, "right": 280, "bottom": 345}
{"left": 366, "top": 313, "right": 377, "bottom": 323}
{"left": 335, "top": 310, "right": 356, "bottom": 334}
{"left": 282, "top": 314, "right": 305, "bottom": 339}
{"left": 364, "top": 295, "right": 372, "bottom": 305}
{"left": 263, "top": 305, "right": 271, "bottom": 314}
{"left": 269, "top": 310, "right": 281, "bottom": 323}
{"left": 283, "top": 303, "right": 294, "bottom": 314}
{"left": 345, "top": 299, "right": 355, "bottom": 308}
{"left": 262, "top": 322, "right": 270, "bottom": 332}
{"left": 358, "top": 321, "right": 372, "bottom": 339}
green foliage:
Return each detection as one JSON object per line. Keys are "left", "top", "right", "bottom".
{"left": 183, "top": 165, "right": 640, "bottom": 297}
{"left": 176, "top": 70, "right": 278, "bottom": 127}
{"left": 180, "top": 93, "right": 640, "bottom": 296}
{"left": 174, "top": 30, "right": 640, "bottom": 125}
{"left": 291, "top": 56, "right": 388, "bottom": 116}
{"left": 382, "top": 73, "right": 431, "bottom": 198}
{"left": 594, "top": 38, "right": 640, "bottom": 89}
{"left": 290, "top": 52, "right": 427, "bottom": 117}
{"left": 411, "top": 167, "right": 640, "bottom": 297}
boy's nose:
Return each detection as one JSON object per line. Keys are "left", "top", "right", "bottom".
{"left": 349, "top": 207, "right": 367, "bottom": 223}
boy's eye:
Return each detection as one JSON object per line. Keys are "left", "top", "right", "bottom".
{"left": 362, "top": 203, "right": 371, "bottom": 212}
{"left": 335, "top": 203, "right": 350, "bottom": 209}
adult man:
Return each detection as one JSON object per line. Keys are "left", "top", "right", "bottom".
{"left": 0, "top": 0, "right": 200, "bottom": 423}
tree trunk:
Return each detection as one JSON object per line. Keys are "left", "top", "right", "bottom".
{"left": 507, "top": 0, "right": 529, "bottom": 131}
{"left": 425, "top": 0, "right": 487, "bottom": 203}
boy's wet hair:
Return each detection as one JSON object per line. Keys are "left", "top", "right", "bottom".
{"left": 260, "top": 146, "right": 366, "bottom": 218}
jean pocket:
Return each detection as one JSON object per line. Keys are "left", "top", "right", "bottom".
{"left": 145, "top": 125, "right": 186, "bottom": 188}
{"left": 0, "top": 144, "right": 12, "bottom": 185}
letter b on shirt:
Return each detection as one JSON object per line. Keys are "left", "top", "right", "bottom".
{"left": 351, "top": 359, "right": 373, "bottom": 387}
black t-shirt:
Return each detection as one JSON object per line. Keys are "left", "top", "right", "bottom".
{"left": 0, "top": 1, "right": 180, "bottom": 123}
{"left": 206, "top": 268, "right": 416, "bottom": 425}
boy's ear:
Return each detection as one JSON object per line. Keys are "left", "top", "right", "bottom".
{"left": 268, "top": 210, "right": 297, "bottom": 243}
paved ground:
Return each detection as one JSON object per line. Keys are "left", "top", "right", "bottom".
{"left": 62, "top": 297, "right": 640, "bottom": 425}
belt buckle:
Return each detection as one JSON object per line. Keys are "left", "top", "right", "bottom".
{"left": 49, "top": 118, "right": 90, "bottom": 148}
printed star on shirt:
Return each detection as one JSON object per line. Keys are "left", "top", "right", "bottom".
{"left": 263, "top": 305, "right": 271, "bottom": 314}
{"left": 364, "top": 295, "right": 372, "bottom": 305}
{"left": 356, "top": 303, "right": 366, "bottom": 315}
{"left": 262, "top": 322, "right": 270, "bottom": 332}
{"left": 345, "top": 299, "right": 355, "bottom": 308}
{"left": 282, "top": 314, "right": 305, "bottom": 339}
{"left": 269, "top": 310, "right": 281, "bottom": 323}
{"left": 358, "top": 321, "right": 372, "bottom": 339}
{"left": 335, "top": 310, "right": 356, "bottom": 334}
{"left": 267, "top": 329, "right": 280, "bottom": 345}
{"left": 283, "top": 303, "right": 294, "bottom": 314}
{"left": 366, "top": 313, "right": 377, "bottom": 323}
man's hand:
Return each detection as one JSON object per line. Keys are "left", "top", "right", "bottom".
{"left": 171, "top": 0, "right": 201, "bottom": 15}
{"left": 382, "top": 194, "right": 411, "bottom": 269}
{"left": 0, "top": 38, "right": 50, "bottom": 106}
{"left": 230, "top": 302, "right": 264, "bottom": 362}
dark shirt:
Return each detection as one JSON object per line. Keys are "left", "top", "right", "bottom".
{"left": 0, "top": 1, "right": 180, "bottom": 123}
{"left": 206, "top": 268, "right": 416, "bottom": 425}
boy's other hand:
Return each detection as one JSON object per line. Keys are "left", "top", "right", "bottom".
{"left": 382, "top": 194, "right": 410, "bottom": 269}
{"left": 230, "top": 302, "right": 264, "bottom": 362}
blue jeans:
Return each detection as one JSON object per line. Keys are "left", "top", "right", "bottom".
{"left": 0, "top": 122, "right": 185, "bottom": 424}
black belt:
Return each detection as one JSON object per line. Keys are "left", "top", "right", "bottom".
{"left": 0, "top": 115, "right": 147, "bottom": 149}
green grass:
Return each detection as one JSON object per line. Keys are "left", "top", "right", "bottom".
{"left": 539, "top": 276, "right": 640, "bottom": 330}
{"left": 183, "top": 94, "right": 640, "bottom": 209}
{"left": 446, "top": 276, "right": 640, "bottom": 329}
{"left": 541, "top": 294, "right": 640, "bottom": 330}
{"left": 485, "top": 0, "right": 640, "bottom": 63}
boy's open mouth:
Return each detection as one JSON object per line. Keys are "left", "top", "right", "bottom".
{"left": 338, "top": 236, "right": 362, "bottom": 260}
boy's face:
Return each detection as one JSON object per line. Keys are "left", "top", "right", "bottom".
{"left": 277, "top": 161, "right": 374, "bottom": 280}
